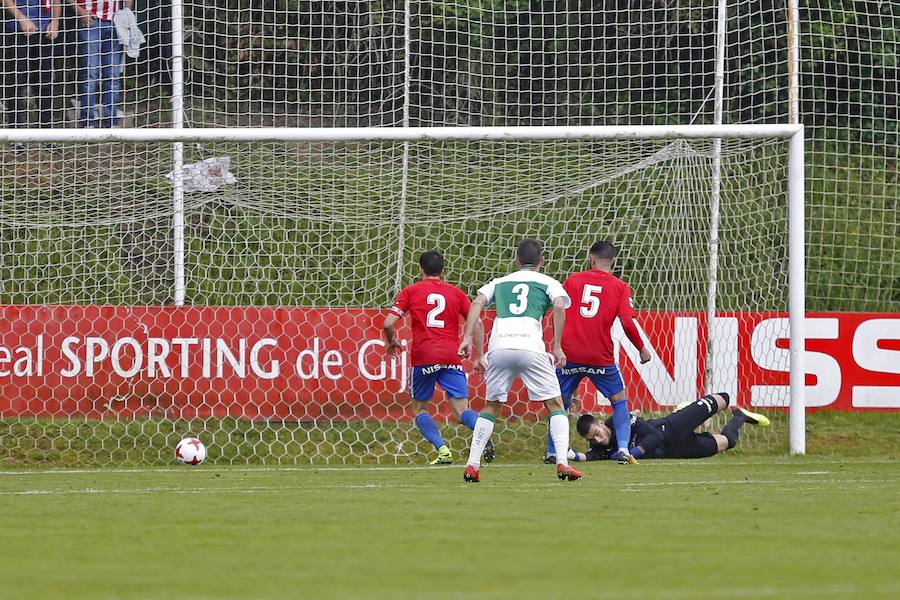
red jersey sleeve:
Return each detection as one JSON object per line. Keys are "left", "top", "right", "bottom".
{"left": 618, "top": 284, "right": 645, "bottom": 351}
{"left": 389, "top": 287, "right": 410, "bottom": 318}
{"left": 618, "top": 283, "right": 637, "bottom": 318}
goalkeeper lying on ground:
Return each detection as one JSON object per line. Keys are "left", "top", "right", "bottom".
{"left": 570, "top": 393, "right": 770, "bottom": 461}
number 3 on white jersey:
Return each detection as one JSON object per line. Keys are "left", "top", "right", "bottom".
{"left": 509, "top": 283, "right": 529, "bottom": 315}
{"left": 580, "top": 284, "right": 603, "bottom": 318}
{"left": 426, "top": 293, "right": 446, "bottom": 327}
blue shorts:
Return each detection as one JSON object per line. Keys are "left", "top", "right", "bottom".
{"left": 556, "top": 363, "right": 625, "bottom": 401}
{"left": 409, "top": 364, "right": 468, "bottom": 402}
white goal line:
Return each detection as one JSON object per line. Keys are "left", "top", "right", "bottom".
{"left": 0, "top": 457, "right": 892, "bottom": 478}
{"left": 0, "top": 124, "right": 803, "bottom": 143}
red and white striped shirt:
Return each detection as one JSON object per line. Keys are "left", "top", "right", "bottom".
{"left": 76, "top": 0, "right": 122, "bottom": 22}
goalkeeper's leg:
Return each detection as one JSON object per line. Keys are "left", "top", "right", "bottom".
{"left": 718, "top": 405, "right": 771, "bottom": 451}
{"left": 665, "top": 392, "right": 730, "bottom": 434}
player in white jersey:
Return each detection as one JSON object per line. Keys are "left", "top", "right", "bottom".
{"left": 457, "top": 238, "right": 583, "bottom": 482}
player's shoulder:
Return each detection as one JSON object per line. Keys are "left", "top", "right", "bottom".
{"left": 514, "top": 270, "right": 563, "bottom": 287}
{"left": 581, "top": 270, "right": 631, "bottom": 291}
{"left": 572, "top": 269, "right": 625, "bottom": 282}
{"left": 479, "top": 272, "right": 515, "bottom": 290}
{"left": 397, "top": 279, "right": 436, "bottom": 299}
{"left": 407, "top": 279, "right": 467, "bottom": 296}
{"left": 605, "top": 271, "right": 630, "bottom": 288}
{"left": 439, "top": 280, "right": 470, "bottom": 300}
{"left": 564, "top": 270, "right": 593, "bottom": 284}
{"left": 397, "top": 280, "right": 424, "bottom": 296}
{"left": 482, "top": 270, "right": 560, "bottom": 292}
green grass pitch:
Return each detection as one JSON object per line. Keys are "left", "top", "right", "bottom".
{"left": 1, "top": 457, "right": 898, "bottom": 599}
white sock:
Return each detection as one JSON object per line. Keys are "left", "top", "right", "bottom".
{"left": 549, "top": 413, "right": 569, "bottom": 467}
{"left": 466, "top": 416, "right": 495, "bottom": 469}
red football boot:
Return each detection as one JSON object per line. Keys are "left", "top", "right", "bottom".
{"left": 463, "top": 465, "right": 480, "bottom": 483}
{"left": 557, "top": 464, "right": 583, "bottom": 481}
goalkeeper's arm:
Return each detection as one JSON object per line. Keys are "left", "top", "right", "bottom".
{"left": 567, "top": 448, "right": 607, "bottom": 462}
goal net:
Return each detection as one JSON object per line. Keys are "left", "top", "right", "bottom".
{"left": 4, "top": 0, "right": 892, "bottom": 465}
{"left": 0, "top": 132, "right": 797, "bottom": 465}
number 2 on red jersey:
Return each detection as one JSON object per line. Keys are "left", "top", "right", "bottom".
{"left": 425, "top": 293, "right": 446, "bottom": 327}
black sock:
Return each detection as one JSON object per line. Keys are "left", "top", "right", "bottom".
{"left": 720, "top": 415, "right": 745, "bottom": 449}
{"left": 698, "top": 394, "right": 723, "bottom": 415}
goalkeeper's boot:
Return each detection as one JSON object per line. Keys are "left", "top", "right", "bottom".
{"left": 543, "top": 453, "right": 557, "bottom": 465}
{"left": 430, "top": 445, "right": 454, "bottom": 465}
{"left": 734, "top": 407, "right": 771, "bottom": 427}
{"left": 616, "top": 450, "right": 639, "bottom": 465}
{"left": 556, "top": 464, "right": 583, "bottom": 481}
{"left": 463, "top": 465, "right": 480, "bottom": 483}
{"left": 482, "top": 439, "right": 496, "bottom": 464}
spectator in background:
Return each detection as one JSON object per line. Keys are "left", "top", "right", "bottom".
{"left": 2, "top": 0, "right": 61, "bottom": 154}
{"left": 69, "top": 0, "right": 131, "bottom": 128}
{"left": 139, "top": 0, "right": 170, "bottom": 87}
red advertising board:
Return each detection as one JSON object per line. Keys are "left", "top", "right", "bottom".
{"left": 0, "top": 305, "right": 897, "bottom": 419}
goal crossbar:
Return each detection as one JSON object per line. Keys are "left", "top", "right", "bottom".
{"left": 0, "top": 124, "right": 802, "bottom": 143}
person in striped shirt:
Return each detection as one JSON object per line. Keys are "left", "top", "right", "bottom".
{"left": 1, "top": 0, "right": 61, "bottom": 153}
{"left": 69, "top": 0, "right": 132, "bottom": 128}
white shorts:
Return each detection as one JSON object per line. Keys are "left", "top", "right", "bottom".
{"left": 485, "top": 348, "right": 562, "bottom": 402}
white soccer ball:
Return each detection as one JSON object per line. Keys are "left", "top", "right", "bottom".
{"left": 175, "top": 437, "right": 207, "bottom": 465}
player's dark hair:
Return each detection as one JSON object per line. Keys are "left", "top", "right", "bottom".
{"left": 589, "top": 240, "right": 617, "bottom": 261}
{"left": 516, "top": 238, "right": 544, "bottom": 266}
{"left": 576, "top": 414, "right": 597, "bottom": 437}
{"left": 419, "top": 250, "right": 444, "bottom": 276}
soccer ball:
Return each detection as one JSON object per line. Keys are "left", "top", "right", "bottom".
{"left": 175, "top": 437, "right": 207, "bottom": 465}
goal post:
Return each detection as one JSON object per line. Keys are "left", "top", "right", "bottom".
{"left": 788, "top": 127, "right": 805, "bottom": 455}
{"left": 0, "top": 124, "right": 806, "bottom": 462}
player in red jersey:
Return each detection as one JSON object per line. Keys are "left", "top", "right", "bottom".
{"left": 546, "top": 241, "right": 651, "bottom": 464}
{"left": 382, "top": 250, "right": 488, "bottom": 465}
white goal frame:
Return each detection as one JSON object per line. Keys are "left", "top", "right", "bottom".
{"left": 0, "top": 123, "right": 807, "bottom": 454}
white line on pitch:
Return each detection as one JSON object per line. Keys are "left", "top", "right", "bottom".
{"left": 619, "top": 479, "right": 887, "bottom": 486}
{"left": 0, "top": 478, "right": 890, "bottom": 497}
{"left": 428, "top": 583, "right": 900, "bottom": 600}
{"left": 0, "top": 457, "right": 895, "bottom": 476}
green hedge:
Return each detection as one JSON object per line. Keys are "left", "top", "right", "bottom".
{"left": 1, "top": 140, "right": 896, "bottom": 311}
